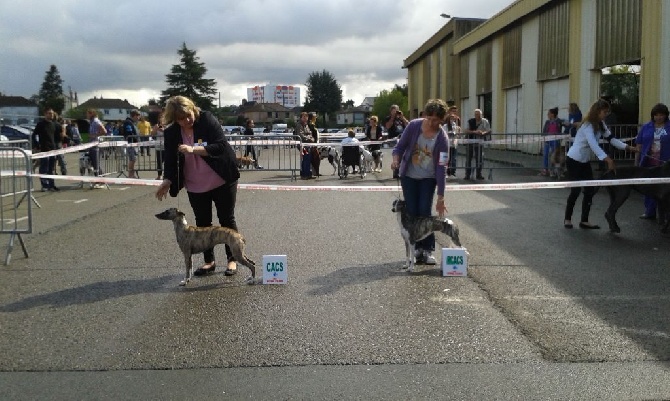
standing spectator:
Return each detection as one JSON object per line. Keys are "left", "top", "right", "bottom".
{"left": 155, "top": 95, "right": 241, "bottom": 276}
{"left": 294, "top": 112, "right": 317, "bottom": 179}
{"left": 365, "top": 115, "right": 383, "bottom": 152}
{"left": 153, "top": 123, "right": 165, "bottom": 180}
{"left": 34, "top": 108, "right": 59, "bottom": 191}
{"left": 391, "top": 99, "right": 449, "bottom": 265}
{"left": 307, "top": 112, "right": 321, "bottom": 176}
{"left": 138, "top": 115, "right": 152, "bottom": 156}
{"left": 121, "top": 110, "right": 141, "bottom": 179}
{"left": 564, "top": 102, "right": 583, "bottom": 137}
{"left": 563, "top": 99, "right": 637, "bottom": 229}
{"left": 444, "top": 106, "right": 461, "bottom": 179}
{"left": 86, "top": 109, "right": 107, "bottom": 189}
{"left": 635, "top": 103, "right": 670, "bottom": 220}
{"left": 53, "top": 115, "right": 67, "bottom": 175}
{"left": 67, "top": 119, "right": 81, "bottom": 145}
{"left": 539, "top": 107, "right": 564, "bottom": 176}
{"left": 243, "top": 119, "right": 262, "bottom": 169}
{"left": 464, "top": 109, "right": 490, "bottom": 180}
{"left": 384, "top": 105, "right": 408, "bottom": 178}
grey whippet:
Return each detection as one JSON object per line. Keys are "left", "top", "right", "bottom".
{"left": 155, "top": 208, "right": 257, "bottom": 286}
{"left": 391, "top": 198, "right": 462, "bottom": 272}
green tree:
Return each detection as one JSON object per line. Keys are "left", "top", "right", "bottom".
{"left": 38, "top": 64, "right": 65, "bottom": 114}
{"left": 303, "top": 70, "right": 343, "bottom": 127}
{"left": 371, "top": 86, "right": 408, "bottom": 120}
{"left": 601, "top": 65, "right": 640, "bottom": 124}
{"left": 160, "top": 43, "right": 218, "bottom": 110}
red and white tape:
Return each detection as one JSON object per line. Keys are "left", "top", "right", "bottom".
{"left": 6, "top": 170, "right": 670, "bottom": 192}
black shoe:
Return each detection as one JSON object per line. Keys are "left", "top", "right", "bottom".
{"left": 51, "top": 186, "right": 60, "bottom": 192}
{"left": 579, "top": 222, "right": 600, "bottom": 230}
{"left": 463, "top": 176, "right": 471, "bottom": 180}
{"left": 639, "top": 214, "right": 656, "bottom": 220}
{"left": 193, "top": 263, "right": 216, "bottom": 276}
{"left": 476, "top": 176, "right": 485, "bottom": 180}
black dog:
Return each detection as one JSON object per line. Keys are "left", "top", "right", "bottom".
{"left": 602, "top": 160, "right": 670, "bottom": 233}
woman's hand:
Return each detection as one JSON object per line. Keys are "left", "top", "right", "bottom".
{"left": 436, "top": 197, "right": 447, "bottom": 218}
{"left": 178, "top": 144, "right": 193, "bottom": 154}
{"left": 155, "top": 179, "right": 171, "bottom": 201}
{"left": 605, "top": 157, "right": 616, "bottom": 172}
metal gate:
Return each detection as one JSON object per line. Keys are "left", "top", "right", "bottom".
{"left": 0, "top": 146, "right": 32, "bottom": 265}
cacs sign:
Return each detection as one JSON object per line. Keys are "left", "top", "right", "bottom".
{"left": 441, "top": 248, "right": 468, "bottom": 277}
{"left": 262, "top": 255, "right": 288, "bottom": 284}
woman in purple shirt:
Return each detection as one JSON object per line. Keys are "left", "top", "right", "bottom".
{"left": 635, "top": 103, "right": 670, "bottom": 220}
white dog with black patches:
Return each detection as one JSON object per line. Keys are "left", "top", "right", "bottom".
{"left": 318, "top": 146, "right": 340, "bottom": 175}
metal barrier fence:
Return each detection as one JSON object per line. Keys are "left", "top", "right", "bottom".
{"left": 0, "top": 147, "right": 32, "bottom": 265}
{"left": 448, "top": 126, "right": 640, "bottom": 179}
{"left": 124, "top": 134, "right": 164, "bottom": 179}
{"left": 227, "top": 134, "right": 301, "bottom": 180}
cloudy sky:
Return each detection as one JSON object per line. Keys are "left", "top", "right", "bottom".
{"left": 1, "top": 0, "right": 511, "bottom": 108}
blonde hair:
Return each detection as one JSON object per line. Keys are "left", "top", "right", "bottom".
{"left": 162, "top": 96, "right": 201, "bottom": 126}
{"left": 369, "top": 115, "right": 378, "bottom": 123}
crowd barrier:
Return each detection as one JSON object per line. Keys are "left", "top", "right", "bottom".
{"left": 227, "top": 135, "right": 301, "bottom": 180}
{"left": 0, "top": 147, "right": 32, "bottom": 265}
{"left": 124, "top": 135, "right": 164, "bottom": 179}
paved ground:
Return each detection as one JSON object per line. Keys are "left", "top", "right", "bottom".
{"left": 0, "top": 149, "right": 668, "bottom": 400}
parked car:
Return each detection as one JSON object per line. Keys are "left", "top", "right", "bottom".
{"left": 0, "top": 125, "right": 32, "bottom": 141}
{"left": 0, "top": 135, "right": 8, "bottom": 141}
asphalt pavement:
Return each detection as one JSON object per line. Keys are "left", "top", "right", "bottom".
{"left": 0, "top": 149, "right": 668, "bottom": 400}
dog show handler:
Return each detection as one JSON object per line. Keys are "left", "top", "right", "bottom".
{"left": 391, "top": 99, "right": 450, "bottom": 266}
{"left": 563, "top": 99, "right": 637, "bottom": 230}
{"left": 155, "top": 95, "right": 242, "bottom": 277}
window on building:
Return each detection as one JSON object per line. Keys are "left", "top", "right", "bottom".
{"left": 267, "top": 112, "right": 272, "bottom": 118}
{"left": 104, "top": 109, "right": 109, "bottom": 115}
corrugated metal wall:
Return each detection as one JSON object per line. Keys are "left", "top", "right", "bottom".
{"left": 537, "top": 0, "right": 569, "bottom": 81}
{"left": 595, "top": 0, "right": 641, "bottom": 68}
{"left": 502, "top": 25, "right": 522, "bottom": 89}
{"left": 476, "top": 42, "right": 492, "bottom": 95}
{"left": 460, "top": 52, "right": 470, "bottom": 99}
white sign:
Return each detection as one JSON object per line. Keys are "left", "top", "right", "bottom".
{"left": 441, "top": 248, "right": 468, "bottom": 277}
{"left": 262, "top": 255, "right": 288, "bottom": 284}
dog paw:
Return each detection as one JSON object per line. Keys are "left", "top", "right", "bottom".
{"left": 244, "top": 276, "right": 261, "bottom": 285}
{"left": 179, "top": 279, "right": 188, "bottom": 286}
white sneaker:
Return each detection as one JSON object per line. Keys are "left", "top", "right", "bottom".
{"left": 424, "top": 251, "right": 436, "bottom": 265}
{"left": 92, "top": 183, "right": 105, "bottom": 189}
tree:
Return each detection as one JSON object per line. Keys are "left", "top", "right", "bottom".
{"left": 371, "top": 86, "right": 408, "bottom": 120}
{"left": 303, "top": 70, "right": 343, "bottom": 127}
{"left": 342, "top": 99, "right": 355, "bottom": 109}
{"left": 38, "top": 64, "right": 65, "bottom": 114}
{"left": 601, "top": 65, "right": 640, "bottom": 124}
{"left": 160, "top": 43, "right": 218, "bottom": 111}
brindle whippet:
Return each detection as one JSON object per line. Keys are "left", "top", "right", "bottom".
{"left": 155, "top": 208, "right": 257, "bottom": 286}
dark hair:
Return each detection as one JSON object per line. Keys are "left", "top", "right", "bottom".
{"left": 423, "top": 99, "right": 448, "bottom": 119}
{"left": 585, "top": 99, "right": 610, "bottom": 130}
{"left": 569, "top": 102, "right": 581, "bottom": 114}
{"left": 650, "top": 103, "right": 669, "bottom": 122}
{"left": 548, "top": 107, "right": 558, "bottom": 117}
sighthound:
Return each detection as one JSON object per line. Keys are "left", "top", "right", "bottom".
{"left": 155, "top": 208, "right": 257, "bottom": 286}
{"left": 391, "top": 199, "right": 462, "bottom": 272}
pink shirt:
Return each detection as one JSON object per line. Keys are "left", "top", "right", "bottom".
{"left": 181, "top": 130, "right": 225, "bottom": 193}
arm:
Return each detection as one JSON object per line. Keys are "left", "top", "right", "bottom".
{"left": 435, "top": 131, "right": 449, "bottom": 216}
{"left": 391, "top": 120, "right": 416, "bottom": 167}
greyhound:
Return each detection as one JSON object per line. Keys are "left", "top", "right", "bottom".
{"left": 155, "top": 208, "right": 257, "bottom": 286}
{"left": 602, "top": 160, "right": 670, "bottom": 234}
{"left": 391, "top": 199, "right": 462, "bottom": 272}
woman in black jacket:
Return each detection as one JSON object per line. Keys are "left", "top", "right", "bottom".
{"left": 155, "top": 96, "right": 241, "bottom": 276}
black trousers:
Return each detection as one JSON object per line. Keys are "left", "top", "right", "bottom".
{"left": 187, "top": 180, "right": 238, "bottom": 264}
{"left": 465, "top": 143, "right": 483, "bottom": 178}
{"left": 564, "top": 157, "right": 595, "bottom": 222}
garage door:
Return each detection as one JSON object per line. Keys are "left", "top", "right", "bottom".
{"left": 505, "top": 87, "right": 522, "bottom": 134}
{"left": 541, "top": 79, "right": 570, "bottom": 128}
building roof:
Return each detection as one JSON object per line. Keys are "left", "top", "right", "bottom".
{"left": 79, "top": 97, "right": 137, "bottom": 110}
{"left": 0, "top": 96, "right": 38, "bottom": 108}
{"left": 243, "top": 102, "right": 292, "bottom": 113}
{"left": 337, "top": 106, "right": 369, "bottom": 114}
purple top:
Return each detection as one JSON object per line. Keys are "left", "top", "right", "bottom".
{"left": 392, "top": 118, "right": 449, "bottom": 196}
{"left": 636, "top": 120, "right": 670, "bottom": 166}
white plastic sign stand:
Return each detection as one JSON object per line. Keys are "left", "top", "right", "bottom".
{"left": 441, "top": 248, "right": 468, "bottom": 277}
{"left": 262, "top": 255, "right": 288, "bottom": 284}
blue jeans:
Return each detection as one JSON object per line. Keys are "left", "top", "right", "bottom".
{"left": 543, "top": 139, "right": 559, "bottom": 170}
{"left": 400, "top": 176, "right": 437, "bottom": 252}
{"left": 39, "top": 156, "right": 55, "bottom": 189}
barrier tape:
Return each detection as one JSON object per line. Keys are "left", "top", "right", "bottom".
{"left": 6, "top": 170, "right": 670, "bottom": 191}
